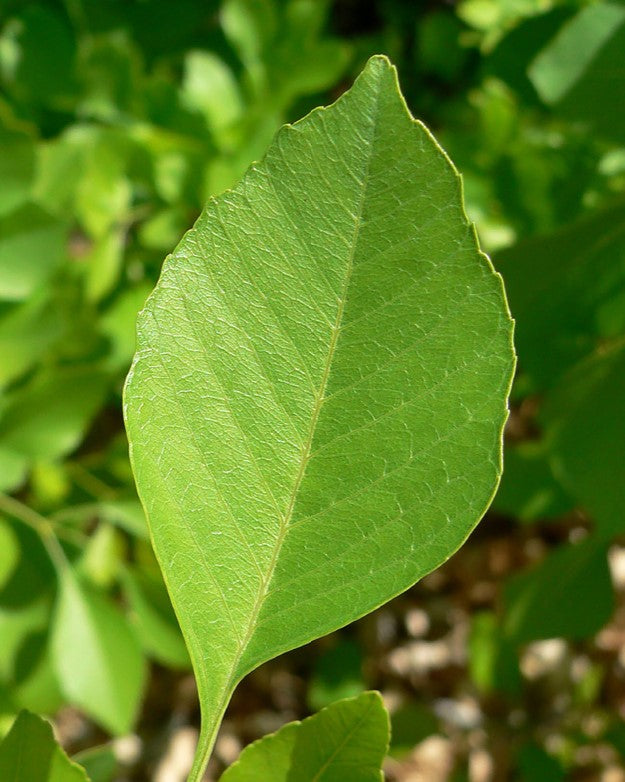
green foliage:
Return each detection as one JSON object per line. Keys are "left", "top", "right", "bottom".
{"left": 124, "top": 55, "right": 514, "bottom": 778}
{"left": 1, "top": 0, "right": 625, "bottom": 778}
{"left": 0, "top": 711, "right": 90, "bottom": 782}
{"left": 220, "top": 692, "right": 389, "bottom": 781}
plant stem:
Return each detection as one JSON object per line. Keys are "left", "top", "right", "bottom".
{"left": 0, "top": 493, "right": 69, "bottom": 572}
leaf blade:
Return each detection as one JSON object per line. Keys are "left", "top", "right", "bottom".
{"left": 124, "top": 55, "right": 514, "bottom": 778}
{"left": 220, "top": 692, "right": 389, "bottom": 782}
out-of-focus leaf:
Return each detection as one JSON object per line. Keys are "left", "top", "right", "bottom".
{"left": 181, "top": 51, "right": 244, "bottom": 142}
{"left": 0, "top": 710, "right": 90, "bottom": 782}
{"left": 220, "top": 691, "right": 389, "bottom": 782}
{"left": 3, "top": 5, "right": 76, "bottom": 107}
{"left": 544, "top": 341, "right": 625, "bottom": 537}
{"left": 504, "top": 537, "right": 613, "bottom": 643}
{"left": 12, "top": 629, "right": 64, "bottom": 715}
{"left": 389, "top": 701, "right": 438, "bottom": 759}
{"left": 85, "top": 229, "right": 125, "bottom": 302}
{"left": 101, "top": 284, "right": 152, "bottom": 372}
{"left": 123, "top": 568, "right": 190, "bottom": 669}
{"left": 517, "top": 743, "right": 565, "bottom": 782}
{"left": 75, "top": 134, "right": 131, "bottom": 238}
{"left": 51, "top": 568, "right": 146, "bottom": 735}
{"left": 0, "top": 367, "right": 108, "bottom": 462}
{"left": 495, "top": 199, "right": 625, "bottom": 389}
{"left": 0, "top": 204, "right": 66, "bottom": 302}
{"left": 529, "top": 3, "right": 625, "bottom": 143}
{"left": 0, "top": 125, "right": 35, "bottom": 216}
{"left": 484, "top": 7, "right": 574, "bottom": 103}
{"left": 72, "top": 746, "right": 117, "bottom": 782}
{"left": 0, "top": 521, "right": 55, "bottom": 609}
{"left": 0, "top": 448, "right": 27, "bottom": 494}
{"left": 77, "top": 524, "right": 125, "bottom": 589}
{"left": 0, "top": 520, "right": 18, "bottom": 591}
{"left": 124, "top": 56, "right": 514, "bottom": 779}
{"left": 0, "top": 600, "right": 49, "bottom": 682}
{"left": 308, "top": 639, "right": 364, "bottom": 712}
{"left": 0, "top": 294, "right": 63, "bottom": 389}
{"left": 493, "top": 441, "right": 574, "bottom": 523}
{"left": 469, "top": 611, "right": 521, "bottom": 695}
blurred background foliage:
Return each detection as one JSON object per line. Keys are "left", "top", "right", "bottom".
{"left": 0, "top": 0, "right": 624, "bottom": 780}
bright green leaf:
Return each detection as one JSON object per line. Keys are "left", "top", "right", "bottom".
{"left": 124, "top": 55, "right": 514, "bottom": 778}
{"left": 220, "top": 691, "right": 389, "bottom": 782}
{"left": 0, "top": 710, "right": 90, "bottom": 782}
{"left": 51, "top": 568, "right": 146, "bottom": 735}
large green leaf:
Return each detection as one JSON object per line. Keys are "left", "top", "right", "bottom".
{"left": 0, "top": 710, "right": 90, "bottom": 782}
{"left": 220, "top": 692, "right": 389, "bottom": 782}
{"left": 124, "top": 55, "right": 514, "bottom": 778}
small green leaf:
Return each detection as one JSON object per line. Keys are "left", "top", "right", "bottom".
{"left": 125, "top": 55, "right": 514, "bottom": 778}
{"left": 0, "top": 710, "right": 90, "bottom": 782}
{"left": 220, "top": 692, "right": 389, "bottom": 782}
{"left": 51, "top": 568, "right": 146, "bottom": 735}
{"left": 503, "top": 537, "right": 613, "bottom": 643}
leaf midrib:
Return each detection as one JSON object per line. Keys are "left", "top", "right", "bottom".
{"left": 199, "top": 80, "right": 385, "bottom": 737}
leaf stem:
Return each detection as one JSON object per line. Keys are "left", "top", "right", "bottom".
{"left": 0, "top": 493, "right": 69, "bottom": 572}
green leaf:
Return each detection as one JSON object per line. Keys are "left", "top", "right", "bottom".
{"left": 495, "top": 199, "right": 625, "bottom": 389}
{"left": 544, "top": 341, "right": 625, "bottom": 537}
{"left": 503, "top": 537, "right": 613, "bottom": 643}
{"left": 0, "top": 295, "right": 63, "bottom": 389}
{"left": 0, "top": 519, "right": 19, "bottom": 591}
{"left": 0, "top": 126, "right": 35, "bottom": 217}
{"left": 51, "top": 568, "right": 146, "bottom": 735}
{"left": 308, "top": 640, "right": 364, "bottom": 712}
{"left": 0, "top": 367, "right": 108, "bottom": 462}
{"left": 123, "top": 568, "right": 190, "bottom": 669}
{"left": 0, "top": 710, "right": 90, "bottom": 782}
{"left": 124, "top": 55, "right": 514, "bottom": 778}
{"left": 528, "top": 3, "right": 625, "bottom": 142}
{"left": 493, "top": 442, "right": 574, "bottom": 523}
{"left": 220, "top": 692, "right": 389, "bottom": 782}
{"left": 0, "top": 204, "right": 66, "bottom": 302}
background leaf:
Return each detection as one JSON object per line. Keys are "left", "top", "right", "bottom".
{"left": 0, "top": 710, "right": 90, "bottom": 782}
{"left": 220, "top": 691, "right": 389, "bottom": 782}
{"left": 51, "top": 568, "right": 146, "bottom": 735}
